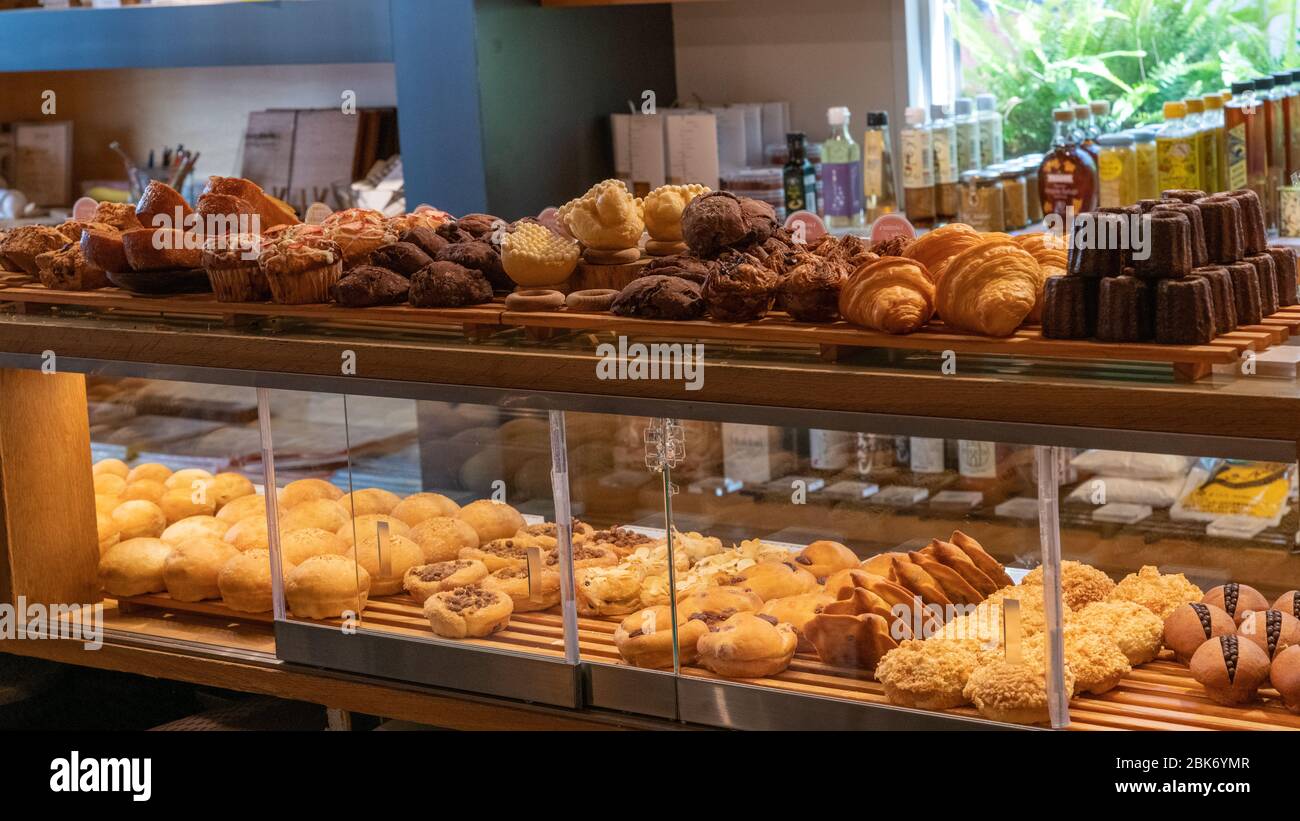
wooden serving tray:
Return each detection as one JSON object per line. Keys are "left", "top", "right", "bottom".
{"left": 5, "top": 280, "right": 1298, "bottom": 381}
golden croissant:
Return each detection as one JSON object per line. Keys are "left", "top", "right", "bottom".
{"left": 1013, "top": 233, "right": 1067, "bottom": 323}
{"left": 902, "top": 223, "right": 979, "bottom": 281}
{"left": 838, "top": 257, "right": 935, "bottom": 334}
{"left": 936, "top": 237, "right": 1040, "bottom": 336}
{"left": 928, "top": 230, "right": 1013, "bottom": 292}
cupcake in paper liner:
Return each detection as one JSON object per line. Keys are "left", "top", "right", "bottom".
{"left": 259, "top": 234, "right": 343, "bottom": 304}
{"left": 201, "top": 233, "right": 270, "bottom": 302}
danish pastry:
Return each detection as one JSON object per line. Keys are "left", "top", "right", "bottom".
{"left": 696, "top": 612, "right": 799, "bottom": 678}
{"left": 481, "top": 563, "right": 561, "bottom": 612}
{"left": 838, "top": 257, "right": 935, "bottom": 334}
{"left": 403, "top": 559, "right": 490, "bottom": 602}
{"left": 919, "top": 538, "right": 998, "bottom": 596}
{"left": 717, "top": 560, "right": 818, "bottom": 601}
{"left": 459, "top": 536, "right": 543, "bottom": 572}
{"left": 907, "top": 551, "right": 983, "bottom": 605}
{"left": 575, "top": 563, "right": 645, "bottom": 616}
{"left": 424, "top": 585, "right": 514, "bottom": 639}
{"left": 948, "top": 530, "right": 1014, "bottom": 587}
{"left": 615, "top": 605, "right": 709, "bottom": 668}
{"left": 935, "top": 237, "right": 1040, "bottom": 336}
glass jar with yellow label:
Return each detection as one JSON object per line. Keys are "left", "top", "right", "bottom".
{"left": 958, "top": 169, "right": 1005, "bottom": 232}
{"left": 1156, "top": 100, "right": 1201, "bottom": 190}
{"left": 1129, "top": 129, "right": 1158, "bottom": 199}
{"left": 1096, "top": 133, "right": 1137, "bottom": 208}
{"left": 996, "top": 163, "right": 1029, "bottom": 228}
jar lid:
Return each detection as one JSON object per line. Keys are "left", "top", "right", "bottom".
{"left": 954, "top": 97, "right": 975, "bottom": 116}
{"left": 1272, "top": 71, "right": 1293, "bottom": 84}
{"left": 1090, "top": 100, "right": 1111, "bottom": 115}
{"left": 1184, "top": 97, "right": 1205, "bottom": 113}
{"left": 904, "top": 106, "right": 927, "bottom": 125}
{"left": 1231, "top": 80, "right": 1254, "bottom": 94}
{"left": 866, "top": 111, "right": 888, "bottom": 127}
{"left": 1253, "top": 76, "right": 1274, "bottom": 91}
{"left": 1053, "top": 107, "right": 1075, "bottom": 122}
{"left": 1126, "top": 129, "right": 1155, "bottom": 143}
{"left": 996, "top": 164, "right": 1024, "bottom": 179}
{"left": 1097, "top": 133, "right": 1134, "bottom": 146}
{"left": 975, "top": 93, "right": 997, "bottom": 111}
{"left": 961, "top": 169, "right": 1000, "bottom": 183}
{"left": 1162, "top": 100, "right": 1187, "bottom": 118}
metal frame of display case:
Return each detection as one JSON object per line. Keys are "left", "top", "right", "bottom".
{"left": 2, "top": 346, "right": 1294, "bottom": 730}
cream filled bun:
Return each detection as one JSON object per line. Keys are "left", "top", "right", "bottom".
{"left": 93, "top": 458, "right": 130, "bottom": 479}
{"left": 391, "top": 492, "right": 461, "bottom": 527}
{"left": 110, "top": 500, "right": 166, "bottom": 540}
{"left": 164, "top": 536, "right": 239, "bottom": 602}
{"left": 121, "top": 479, "right": 166, "bottom": 504}
{"left": 338, "top": 514, "right": 412, "bottom": 546}
{"left": 216, "top": 493, "right": 268, "bottom": 524}
{"left": 279, "top": 527, "right": 349, "bottom": 566}
{"left": 458, "top": 499, "right": 525, "bottom": 542}
{"left": 281, "top": 478, "right": 343, "bottom": 509}
{"left": 347, "top": 533, "right": 423, "bottom": 596}
{"left": 159, "top": 487, "right": 216, "bottom": 524}
{"left": 126, "top": 462, "right": 172, "bottom": 484}
{"left": 163, "top": 467, "right": 214, "bottom": 491}
{"left": 223, "top": 515, "right": 270, "bottom": 552}
{"left": 280, "top": 499, "right": 350, "bottom": 533}
{"left": 99, "top": 537, "right": 173, "bottom": 596}
{"left": 161, "top": 515, "right": 230, "bottom": 545}
{"left": 205, "top": 472, "right": 256, "bottom": 509}
{"left": 340, "top": 487, "right": 402, "bottom": 517}
{"left": 410, "top": 516, "right": 480, "bottom": 562}
{"left": 218, "top": 549, "right": 287, "bottom": 613}
{"left": 285, "top": 554, "right": 370, "bottom": 619}
{"left": 93, "top": 473, "right": 127, "bottom": 497}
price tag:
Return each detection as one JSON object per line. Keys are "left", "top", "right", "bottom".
{"left": 375, "top": 520, "right": 391, "bottom": 579}
{"left": 526, "top": 545, "right": 545, "bottom": 603}
{"left": 1002, "top": 597, "right": 1022, "bottom": 664}
{"left": 784, "top": 210, "right": 827, "bottom": 245}
{"left": 870, "top": 213, "right": 916, "bottom": 245}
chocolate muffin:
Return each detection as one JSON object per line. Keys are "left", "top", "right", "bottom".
{"left": 610, "top": 274, "right": 705, "bottom": 321}
{"left": 1133, "top": 211, "right": 1192, "bottom": 279}
{"left": 1156, "top": 277, "right": 1215, "bottom": 344}
{"left": 702, "top": 254, "right": 778, "bottom": 321}
{"left": 1267, "top": 246, "right": 1298, "bottom": 307}
{"left": 1152, "top": 202, "right": 1208, "bottom": 269}
{"left": 436, "top": 241, "right": 509, "bottom": 292}
{"left": 1195, "top": 196, "right": 1244, "bottom": 264}
{"left": 777, "top": 257, "right": 848, "bottom": 322}
{"left": 369, "top": 241, "right": 434, "bottom": 277}
{"left": 400, "top": 226, "right": 448, "bottom": 258}
{"left": 437, "top": 213, "right": 499, "bottom": 243}
{"left": 1068, "top": 212, "right": 1126, "bottom": 276}
{"left": 409, "top": 261, "right": 493, "bottom": 307}
{"left": 642, "top": 254, "right": 716, "bottom": 284}
{"left": 681, "top": 191, "right": 776, "bottom": 258}
{"left": 333, "top": 264, "right": 410, "bottom": 307}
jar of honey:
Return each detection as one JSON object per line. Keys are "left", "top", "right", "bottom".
{"left": 1096, "top": 133, "right": 1137, "bottom": 208}
{"left": 959, "top": 170, "right": 1005, "bottom": 232}
{"left": 1129, "top": 129, "right": 1158, "bottom": 200}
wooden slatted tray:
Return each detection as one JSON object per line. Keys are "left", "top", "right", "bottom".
{"left": 115, "top": 592, "right": 1300, "bottom": 731}
{"left": 4, "top": 281, "right": 1297, "bottom": 381}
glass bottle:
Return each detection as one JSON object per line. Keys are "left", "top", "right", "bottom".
{"left": 861, "top": 111, "right": 897, "bottom": 222}
{"left": 821, "top": 106, "right": 865, "bottom": 228}
{"left": 1258, "top": 76, "right": 1285, "bottom": 228}
{"left": 1096, "top": 133, "right": 1137, "bottom": 207}
{"left": 1019, "top": 156, "right": 1044, "bottom": 222}
{"left": 1130, "top": 129, "right": 1159, "bottom": 200}
{"left": 954, "top": 97, "right": 982, "bottom": 173}
{"left": 1090, "top": 100, "right": 1114, "bottom": 134}
{"left": 1073, "top": 104, "right": 1099, "bottom": 162}
{"left": 975, "top": 93, "right": 1004, "bottom": 165}
{"left": 1202, "top": 92, "right": 1229, "bottom": 192}
{"left": 930, "top": 103, "right": 959, "bottom": 221}
{"left": 958, "top": 170, "right": 1005, "bottom": 232}
{"left": 1185, "top": 97, "right": 1218, "bottom": 196}
{"left": 1039, "top": 107, "right": 1097, "bottom": 220}
{"left": 901, "top": 106, "right": 936, "bottom": 227}
{"left": 1156, "top": 100, "right": 1201, "bottom": 191}
{"left": 997, "top": 163, "right": 1029, "bottom": 228}
{"left": 782, "top": 132, "right": 818, "bottom": 216}
{"left": 1276, "top": 70, "right": 1300, "bottom": 185}
{"left": 1225, "top": 80, "right": 1268, "bottom": 206}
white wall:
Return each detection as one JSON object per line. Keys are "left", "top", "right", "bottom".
{"left": 672, "top": 0, "right": 908, "bottom": 141}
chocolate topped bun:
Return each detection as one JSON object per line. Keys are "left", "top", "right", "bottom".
{"left": 333, "top": 264, "right": 411, "bottom": 307}
{"left": 436, "top": 241, "right": 509, "bottom": 292}
{"left": 702, "top": 252, "right": 778, "bottom": 321}
{"left": 1190, "top": 634, "right": 1271, "bottom": 705}
{"left": 681, "top": 191, "right": 776, "bottom": 258}
{"left": 369, "top": 241, "right": 433, "bottom": 277}
{"left": 777, "top": 256, "right": 849, "bottom": 322}
{"left": 642, "top": 254, "right": 716, "bottom": 283}
{"left": 408, "top": 261, "right": 493, "bottom": 307}
{"left": 611, "top": 274, "right": 705, "bottom": 320}
{"left": 400, "top": 226, "right": 449, "bottom": 258}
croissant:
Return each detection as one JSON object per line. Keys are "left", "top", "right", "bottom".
{"left": 936, "top": 237, "right": 1040, "bottom": 336}
{"left": 902, "top": 223, "right": 979, "bottom": 281}
{"left": 1012, "top": 233, "right": 1067, "bottom": 323}
{"left": 838, "top": 257, "right": 935, "bottom": 334}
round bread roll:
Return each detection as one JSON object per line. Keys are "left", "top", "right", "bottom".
{"left": 110, "top": 500, "right": 166, "bottom": 540}
{"left": 281, "top": 499, "right": 351, "bottom": 533}
{"left": 390, "top": 492, "right": 460, "bottom": 527}
{"left": 95, "top": 494, "right": 123, "bottom": 516}
{"left": 98, "top": 537, "right": 173, "bottom": 596}
{"left": 723, "top": 560, "right": 819, "bottom": 601}
{"left": 281, "top": 478, "right": 344, "bottom": 508}
{"left": 1202, "top": 583, "right": 1270, "bottom": 624}
{"left": 285, "top": 554, "right": 371, "bottom": 619}
{"left": 1272, "top": 644, "right": 1300, "bottom": 714}
{"left": 126, "top": 462, "right": 172, "bottom": 484}
{"left": 409, "top": 516, "right": 480, "bottom": 562}
{"left": 223, "top": 515, "right": 270, "bottom": 552}
{"left": 614, "top": 605, "right": 709, "bottom": 668}
{"left": 1237, "top": 609, "right": 1300, "bottom": 661}
{"left": 337, "top": 514, "right": 412, "bottom": 546}
{"left": 159, "top": 487, "right": 217, "bottom": 524}
{"left": 97, "top": 511, "right": 121, "bottom": 554}
{"left": 1164, "top": 602, "right": 1236, "bottom": 663}
{"left": 280, "top": 527, "right": 349, "bottom": 566}
{"left": 164, "top": 536, "right": 239, "bottom": 602}
{"left": 93, "top": 473, "right": 127, "bottom": 497}
{"left": 216, "top": 493, "right": 267, "bottom": 524}
{"left": 1190, "top": 634, "right": 1271, "bottom": 705}
{"left": 160, "top": 515, "right": 230, "bottom": 545}
{"left": 121, "top": 479, "right": 166, "bottom": 504}
{"left": 163, "top": 468, "right": 214, "bottom": 491}
{"left": 205, "top": 472, "right": 255, "bottom": 509}
{"left": 347, "top": 533, "right": 424, "bottom": 595}
{"left": 93, "top": 458, "right": 130, "bottom": 479}
{"left": 218, "top": 549, "right": 288, "bottom": 613}
{"left": 458, "top": 499, "right": 525, "bottom": 542}
{"left": 340, "top": 487, "right": 402, "bottom": 517}
{"left": 1273, "top": 590, "right": 1300, "bottom": 621}
{"left": 696, "top": 611, "right": 799, "bottom": 678}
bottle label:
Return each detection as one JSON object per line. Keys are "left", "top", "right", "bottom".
{"left": 957, "top": 122, "right": 980, "bottom": 171}
{"left": 979, "top": 119, "right": 995, "bottom": 167}
{"left": 958, "top": 440, "right": 997, "bottom": 479}
{"left": 1227, "top": 122, "right": 1248, "bottom": 189}
{"left": 1157, "top": 135, "right": 1200, "bottom": 189}
{"left": 863, "top": 130, "right": 885, "bottom": 196}
{"left": 901, "top": 130, "right": 934, "bottom": 188}
{"left": 784, "top": 167, "right": 816, "bottom": 213}
{"left": 1098, "top": 151, "right": 1124, "bottom": 207}
{"left": 823, "top": 161, "right": 863, "bottom": 217}
{"left": 1199, "top": 130, "right": 1219, "bottom": 193}
{"left": 932, "top": 127, "right": 957, "bottom": 184}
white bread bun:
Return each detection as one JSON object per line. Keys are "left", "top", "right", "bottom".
{"left": 95, "top": 494, "right": 123, "bottom": 516}
{"left": 285, "top": 554, "right": 371, "bottom": 619}
{"left": 280, "top": 527, "right": 349, "bottom": 565}
{"left": 93, "top": 458, "right": 130, "bottom": 479}
{"left": 126, "top": 462, "right": 172, "bottom": 484}
{"left": 223, "top": 515, "right": 270, "bottom": 552}
{"left": 205, "top": 472, "right": 255, "bottom": 509}
{"left": 218, "top": 549, "right": 287, "bottom": 613}
{"left": 340, "top": 487, "right": 402, "bottom": 517}
{"left": 347, "top": 533, "right": 423, "bottom": 595}
{"left": 160, "top": 515, "right": 230, "bottom": 546}
{"left": 97, "top": 511, "right": 121, "bottom": 555}
{"left": 110, "top": 500, "right": 166, "bottom": 540}
{"left": 281, "top": 478, "right": 343, "bottom": 509}
{"left": 458, "top": 499, "right": 525, "bottom": 542}
{"left": 164, "top": 468, "right": 215, "bottom": 491}
{"left": 164, "top": 536, "right": 239, "bottom": 602}
{"left": 338, "top": 514, "right": 412, "bottom": 546}
{"left": 390, "top": 492, "right": 461, "bottom": 527}
{"left": 98, "top": 537, "right": 173, "bottom": 596}
{"left": 121, "top": 479, "right": 166, "bottom": 504}
{"left": 409, "top": 516, "right": 480, "bottom": 562}
{"left": 280, "top": 499, "right": 350, "bottom": 533}
{"left": 93, "top": 473, "right": 127, "bottom": 497}
{"left": 159, "top": 487, "right": 216, "bottom": 524}
{"left": 216, "top": 493, "right": 267, "bottom": 524}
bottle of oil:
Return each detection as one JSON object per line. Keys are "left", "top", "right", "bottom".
{"left": 861, "top": 111, "right": 897, "bottom": 222}
{"left": 782, "top": 132, "right": 818, "bottom": 215}
{"left": 1202, "top": 92, "right": 1229, "bottom": 192}
{"left": 1039, "top": 107, "right": 1097, "bottom": 220}
{"left": 1225, "top": 80, "right": 1268, "bottom": 204}
{"left": 822, "top": 106, "right": 865, "bottom": 229}
{"left": 930, "top": 103, "right": 959, "bottom": 222}
{"left": 901, "top": 106, "right": 936, "bottom": 227}
{"left": 975, "top": 93, "right": 1004, "bottom": 166}
{"left": 1185, "top": 97, "right": 1218, "bottom": 195}
{"left": 1156, "top": 100, "right": 1201, "bottom": 191}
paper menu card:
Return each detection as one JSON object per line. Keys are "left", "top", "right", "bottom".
{"left": 238, "top": 110, "right": 295, "bottom": 194}
{"left": 13, "top": 121, "right": 73, "bottom": 206}
{"left": 627, "top": 113, "right": 666, "bottom": 197}
{"left": 665, "top": 111, "right": 719, "bottom": 189}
